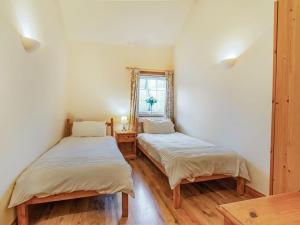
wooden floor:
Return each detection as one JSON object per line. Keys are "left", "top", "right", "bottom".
{"left": 29, "top": 156, "right": 253, "bottom": 225}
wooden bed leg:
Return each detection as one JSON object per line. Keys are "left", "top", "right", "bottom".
{"left": 173, "top": 184, "right": 181, "bottom": 209}
{"left": 17, "top": 203, "right": 28, "bottom": 225}
{"left": 237, "top": 177, "right": 245, "bottom": 195}
{"left": 122, "top": 192, "right": 128, "bottom": 217}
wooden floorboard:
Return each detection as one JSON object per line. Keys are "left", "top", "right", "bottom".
{"left": 29, "top": 156, "right": 253, "bottom": 225}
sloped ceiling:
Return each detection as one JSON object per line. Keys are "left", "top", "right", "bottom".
{"left": 58, "top": 0, "right": 195, "bottom": 46}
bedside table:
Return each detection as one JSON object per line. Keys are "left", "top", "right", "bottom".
{"left": 115, "top": 130, "right": 137, "bottom": 160}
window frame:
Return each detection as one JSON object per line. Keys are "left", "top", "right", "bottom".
{"left": 137, "top": 74, "right": 167, "bottom": 118}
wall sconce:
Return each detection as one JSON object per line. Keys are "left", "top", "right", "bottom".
{"left": 220, "top": 58, "right": 237, "bottom": 69}
{"left": 21, "top": 36, "right": 40, "bottom": 53}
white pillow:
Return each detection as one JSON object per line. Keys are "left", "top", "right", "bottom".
{"left": 143, "top": 119, "right": 175, "bottom": 134}
{"left": 72, "top": 121, "right": 106, "bottom": 137}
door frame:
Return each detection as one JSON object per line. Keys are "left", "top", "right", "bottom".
{"left": 269, "top": 0, "right": 279, "bottom": 195}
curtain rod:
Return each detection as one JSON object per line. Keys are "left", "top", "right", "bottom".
{"left": 126, "top": 67, "right": 174, "bottom": 73}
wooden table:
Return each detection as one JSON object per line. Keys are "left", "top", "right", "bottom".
{"left": 217, "top": 192, "right": 300, "bottom": 225}
{"left": 115, "top": 130, "right": 137, "bottom": 160}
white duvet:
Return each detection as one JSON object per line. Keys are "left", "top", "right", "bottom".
{"left": 9, "top": 136, "right": 134, "bottom": 207}
{"left": 138, "top": 133, "right": 250, "bottom": 189}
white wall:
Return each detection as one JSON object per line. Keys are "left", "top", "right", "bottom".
{"left": 0, "top": 0, "right": 67, "bottom": 224}
{"left": 67, "top": 41, "right": 173, "bottom": 125}
{"left": 175, "top": 0, "right": 274, "bottom": 194}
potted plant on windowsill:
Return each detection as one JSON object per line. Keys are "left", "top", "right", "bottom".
{"left": 146, "top": 96, "right": 158, "bottom": 113}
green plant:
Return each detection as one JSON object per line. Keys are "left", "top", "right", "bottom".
{"left": 145, "top": 96, "right": 158, "bottom": 111}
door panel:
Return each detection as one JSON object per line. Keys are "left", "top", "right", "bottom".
{"left": 272, "top": 0, "right": 300, "bottom": 194}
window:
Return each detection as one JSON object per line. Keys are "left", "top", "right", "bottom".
{"left": 138, "top": 75, "right": 167, "bottom": 117}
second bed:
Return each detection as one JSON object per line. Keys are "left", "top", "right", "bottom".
{"left": 137, "top": 120, "right": 250, "bottom": 208}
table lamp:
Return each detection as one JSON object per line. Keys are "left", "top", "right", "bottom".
{"left": 121, "top": 116, "right": 128, "bottom": 131}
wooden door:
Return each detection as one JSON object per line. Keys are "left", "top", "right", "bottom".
{"left": 271, "top": 0, "right": 300, "bottom": 194}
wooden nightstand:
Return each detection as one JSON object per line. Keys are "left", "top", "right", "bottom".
{"left": 115, "top": 130, "right": 137, "bottom": 160}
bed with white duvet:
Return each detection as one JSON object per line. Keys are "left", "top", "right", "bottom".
{"left": 11, "top": 119, "right": 133, "bottom": 225}
{"left": 137, "top": 119, "right": 250, "bottom": 193}
{"left": 138, "top": 132, "right": 250, "bottom": 189}
{"left": 10, "top": 135, "right": 134, "bottom": 207}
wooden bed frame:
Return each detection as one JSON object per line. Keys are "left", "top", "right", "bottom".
{"left": 137, "top": 143, "right": 245, "bottom": 209}
{"left": 17, "top": 118, "right": 129, "bottom": 225}
{"left": 136, "top": 120, "right": 245, "bottom": 209}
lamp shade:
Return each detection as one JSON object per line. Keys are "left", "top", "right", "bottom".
{"left": 21, "top": 36, "right": 40, "bottom": 53}
{"left": 121, "top": 116, "right": 128, "bottom": 124}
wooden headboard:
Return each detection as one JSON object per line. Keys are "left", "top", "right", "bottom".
{"left": 64, "top": 118, "right": 114, "bottom": 137}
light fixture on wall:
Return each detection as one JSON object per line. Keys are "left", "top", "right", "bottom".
{"left": 220, "top": 57, "right": 237, "bottom": 69}
{"left": 21, "top": 36, "right": 40, "bottom": 53}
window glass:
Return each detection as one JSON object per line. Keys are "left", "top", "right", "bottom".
{"left": 138, "top": 76, "right": 167, "bottom": 116}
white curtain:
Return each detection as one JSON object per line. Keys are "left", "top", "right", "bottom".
{"left": 165, "top": 71, "right": 174, "bottom": 120}
{"left": 128, "top": 69, "right": 140, "bottom": 130}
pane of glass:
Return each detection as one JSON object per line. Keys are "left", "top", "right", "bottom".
{"left": 158, "top": 101, "right": 166, "bottom": 113}
{"left": 156, "top": 90, "right": 166, "bottom": 101}
{"left": 148, "top": 79, "right": 157, "bottom": 90}
{"left": 139, "top": 100, "right": 148, "bottom": 113}
{"left": 157, "top": 79, "right": 166, "bottom": 90}
{"left": 153, "top": 103, "right": 160, "bottom": 112}
{"left": 139, "top": 78, "right": 146, "bottom": 90}
{"left": 139, "top": 90, "right": 147, "bottom": 101}
{"left": 148, "top": 90, "right": 156, "bottom": 98}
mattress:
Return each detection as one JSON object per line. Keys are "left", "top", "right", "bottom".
{"left": 137, "top": 132, "right": 250, "bottom": 189}
{"left": 9, "top": 136, "right": 134, "bottom": 207}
